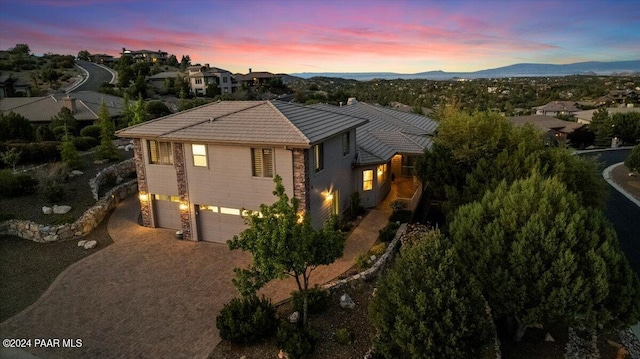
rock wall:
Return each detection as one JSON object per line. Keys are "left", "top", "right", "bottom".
{"left": 0, "top": 160, "right": 139, "bottom": 242}
{"left": 89, "top": 158, "right": 136, "bottom": 201}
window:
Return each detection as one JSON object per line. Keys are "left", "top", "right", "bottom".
{"left": 314, "top": 143, "right": 324, "bottom": 172}
{"left": 223, "top": 77, "right": 228, "bottom": 83}
{"left": 252, "top": 148, "right": 274, "bottom": 177}
{"left": 342, "top": 132, "right": 350, "bottom": 156}
{"left": 363, "top": 170, "right": 373, "bottom": 191}
{"left": 153, "top": 194, "right": 180, "bottom": 202}
{"left": 148, "top": 140, "right": 173, "bottom": 165}
{"left": 195, "top": 78, "right": 203, "bottom": 84}
{"left": 378, "top": 163, "right": 388, "bottom": 183}
{"left": 192, "top": 144, "right": 207, "bottom": 167}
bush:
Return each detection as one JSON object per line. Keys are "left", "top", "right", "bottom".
{"left": 292, "top": 286, "right": 330, "bottom": 315}
{"left": 369, "top": 243, "right": 387, "bottom": 257}
{"left": 389, "top": 209, "right": 413, "bottom": 223}
{"left": 276, "top": 321, "right": 317, "bottom": 359}
{"left": 72, "top": 136, "right": 98, "bottom": 151}
{"left": 52, "top": 213, "right": 75, "bottom": 225}
{"left": 215, "top": 295, "right": 278, "bottom": 343}
{"left": 40, "top": 178, "right": 65, "bottom": 203}
{"left": 378, "top": 222, "right": 400, "bottom": 242}
{"left": 0, "top": 170, "right": 38, "bottom": 198}
{"left": 79, "top": 125, "right": 101, "bottom": 140}
{"left": 0, "top": 211, "right": 15, "bottom": 221}
{"left": 333, "top": 327, "right": 353, "bottom": 345}
{"left": 355, "top": 253, "right": 371, "bottom": 270}
{"left": 0, "top": 142, "right": 60, "bottom": 164}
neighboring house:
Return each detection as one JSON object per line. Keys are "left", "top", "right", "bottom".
{"left": 121, "top": 48, "right": 167, "bottom": 63}
{"left": 90, "top": 53, "right": 115, "bottom": 65}
{"left": 147, "top": 71, "right": 183, "bottom": 92}
{"left": 234, "top": 69, "right": 279, "bottom": 89}
{"left": 0, "top": 91, "right": 124, "bottom": 124}
{"left": 574, "top": 107, "right": 640, "bottom": 125}
{"left": 313, "top": 99, "right": 438, "bottom": 209}
{"left": 509, "top": 114, "right": 583, "bottom": 144}
{"left": 116, "top": 100, "right": 438, "bottom": 243}
{"left": 0, "top": 75, "right": 31, "bottom": 98}
{"left": 534, "top": 101, "right": 580, "bottom": 116}
{"left": 186, "top": 65, "right": 236, "bottom": 96}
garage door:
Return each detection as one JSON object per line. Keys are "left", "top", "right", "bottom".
{"left": 153, "top": 195, "right": 182, "bottom": 230}
{"left": 196, "top": 205, "right": 245, "bottom": 243}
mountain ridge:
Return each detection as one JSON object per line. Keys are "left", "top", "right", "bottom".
{"left": 290, "top": 60, "right": 640, "bottom": 81}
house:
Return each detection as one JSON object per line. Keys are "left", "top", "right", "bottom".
{"left": 234, "top": 69, "right": 279, "bottom": 89}
{"left": 313, "top": 99, "right": 438, "bottom": 209}
{"left": 147, "top": 71, "right": 183, "bottom": 92}
{"left": 90, "top": 54, "right": 115, "bottom": 65}
{"left": 0, "top": 91, "right": 124, "bottom": 124}
{"left": 0, "top": 75, "right": 31, "bottom": 98}
{"left": 121, "top": 48, "right": 168, "bottom": 63}
{"left": 533, "top": 101, "right": 580, "bottom": 116}
{"left": 186, "top": 65, "right": 236, "bottom": 96}
{"left": 508, "top": 114, "right": 583, "bottom": 145}
{"left": 574, "top": 107, "right": 640, "bottom": 125}
{"left": 115, "top": 100, "right": 437, "bottom": 243}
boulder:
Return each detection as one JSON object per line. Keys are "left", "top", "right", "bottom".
{"left": 277, "top": 350, "right": 289, "bottom": 359}
{"left": 42, "top": 206, "right": 52, "bottom": 215}
{"left": 78, "top": 240, "right": 87, "bottom": 247}
{"left": 70, "top": 170, "right": 83, "bottom": 177}
{"left": 124, "top": 144, "right": 134, "bottom": 151}
{"left": 84, "top": 240, "right": 97, "bottom": 249}
{"left": 370, "top": 255, "right": 377, "bottom": 262}
{"left": 545, "top": 333, "right": 555, "bottom": 342}
{"left": 53, "top": 205, "right": 72, "bottom": 214}
{"left": 340, "top": 293, "right": 355, "bottom": 309}
{"left": 288, "top": 311, "right": 299, "bottom": 324}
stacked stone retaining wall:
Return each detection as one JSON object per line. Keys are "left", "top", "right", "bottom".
{"left": 0, "top": 160, "right": 138, "bottom": 242}
{"left": 89, "top": 158, "right": 136, "bottom": 201}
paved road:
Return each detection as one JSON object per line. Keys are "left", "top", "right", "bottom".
{"left": 69, "top": 60, "right": 114, "bottom": 92}
{"left": 582, "top": 149, "right": 639, "bottom": 276}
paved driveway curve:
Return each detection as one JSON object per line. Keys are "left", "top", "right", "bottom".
{"left": 0, "top": 195, "right": 384, "bottom": 358}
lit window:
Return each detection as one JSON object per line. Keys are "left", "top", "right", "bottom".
{"left": 153, "top": 194, "right": 180, "bottom": 202}
{"left": 252, "top": 148, "right": 274, "bottom": 177}
{"left": 342, "top": 132, "right": 350, "bottom": 156}
{"left": 192, "top": 144, "right": 207, "bottom": 167}
{"left": 195, "top": 78, "right": 203, "bottom": 84}
{"left": 220, "top": 207, "right": 240, "bottom": 215}
{"left": 148, "top": 141, "right": 173, "bottom": 165}
{"left": 314, "top": 143, "right": 324, "bottom": 172}
{"left": 363, "top": 170, "right": 373, "bottom": 191}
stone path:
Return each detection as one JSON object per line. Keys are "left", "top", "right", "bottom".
{"left": 0, "top": 194, "right": 387, "bottom": 359}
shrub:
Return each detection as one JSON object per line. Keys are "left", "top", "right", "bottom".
{"left": 276, "top": 321, "right": 317, "bottom": 359}
{"left": 389, "top": 209, "right": 413, "bottom": 223}
{"left": 35, "top": 125, "right": 55, "bottom": 142}
{"left": 0, "top": 170, "right": 38, "bottom": 198}
{"left": 72, "top": 136, "right": 98, "bottom": 151}
{"left": 0, "top": 142, "right": 60, "bottom": 164}
{"left": 292, "top": 286, "right": 330, "bottom": 315}
{"left": 79, "top": 125, "right": 101, "bottom": 140}
{"left": 52, "top": 213, "right": 75, "bottom": 225}
{"left": 215, "top": 295, "right": 278, "bottom": 343}
{"left": 378, "top": 222, "right": 400, "bottom": 242}
{"left": 369, "top": 243, "right": 387, "bottom": 257}
{"left": 333, "top": 327, "right": 353, "bottom": 345}
{"left": 355, "top": 253, "right": 371, "bottom": 270}
{"left": 40, "top": 178, "right": 65, "bottom": 203}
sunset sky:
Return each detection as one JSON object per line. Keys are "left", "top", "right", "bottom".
{"left": 1, "top": 0, "right": 638, "bottom": 74}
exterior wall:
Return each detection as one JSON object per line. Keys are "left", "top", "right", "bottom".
{"left": 391, "top": 154, "right": 402, "bottom": 180}
{"left": 292, "top": 149, "right": 310, "bottom": 212}
{"left": 357, "top": 162, "right": 391, "bottom": 209}
{"left": 182, "top": 143, "right": 294, "bottom": 242}
{"left": 308, "top": 129, "right": 357, "bottom": 228}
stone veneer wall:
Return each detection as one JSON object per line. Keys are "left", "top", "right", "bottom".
{"left": 133, "top": 138, "right": 151, "bottom": 227}
{"left": 0, "top": 159, "right": 139, "bottom": 242}
{"left": 89, "top": 158, "right": 136, "bottom": 201}
{"left": 173, "top": 143, "right": 192, "bottom": 241}
{"left": 292, "top": 148, "right": 310, "bottom": 212}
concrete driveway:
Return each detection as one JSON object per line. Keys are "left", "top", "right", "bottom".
{"left": 0, "top": 196, "right": 250, "bottom": 359}
{"left": 0, "top": 194, "right": 385, "bottom": 358}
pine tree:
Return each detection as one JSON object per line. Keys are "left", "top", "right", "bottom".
{"left": 95, "top": 101, "right": 119, "bottom": 160}
{"left": 60, "top": 127, "right": 82, "bottom": 169}
{"left": 625, "top": 144, "right": 640, "bottom": 173}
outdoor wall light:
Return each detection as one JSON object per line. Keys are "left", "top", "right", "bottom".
{"left": 179, "top": 203, "right": 189, "bottom": 211}
{"left": 139, "top": 193, "right": 148, "bottom": 201}
{"left": 325, "top": 192, "right": 333, "bottom": 201}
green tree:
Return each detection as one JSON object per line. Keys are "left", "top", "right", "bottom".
{"left": 0, "top": 112, "right": 34, "bottom": 141}
{"left": 450, "top": 174, "right": 640, "bottom": 341}
{"left": 179, "top": 55, "right": 191, "bottom": 70}
{"left": 128, "top": 96, "right": 148, "bottom": 126}
{"left": 8, "top": 43, "right": 30, "bottom": 55}
{"left": 166, "top": 54, "right": 179, "bottom": 67}
{"left": 369, "top": 230, "right": 493, "bottom": 358}
{"left": 145, "top": 100, "right": 172, "bottom": 119}
{"left": 50, "top": 107, "right": 78, "bottom": 134}
{"left": 625, "top": 144, "right": 640, "bottom": 173}
{"left": 77, "top": 50, "right": 90, "bottom": 61}
{"left": 1, "top": 147, "right": 22, "bottom": 173}
{"left": 590, "top": 108, "right": 613, "bottom": 146}
{"left": 228, "top": 175, "right": 345, "bottom": 328}
{"left": 60, "top": 129, "right": 82, "bottom": 169}
{"left": 95, "top": 102, "right": 119, "bottom": 160}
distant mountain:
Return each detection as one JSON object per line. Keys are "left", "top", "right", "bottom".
{"left": 290, "top": 60, "right": 640, "bottom": 81}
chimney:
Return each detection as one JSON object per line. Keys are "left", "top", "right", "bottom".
{"left": 63, "top": 95, "right": 77, "bottom": 114}
{"left": 204, "top": 63, "right": 209, "bottom": 69}
{"left": 249, "top": 68, "right": 252, "bottom": 73}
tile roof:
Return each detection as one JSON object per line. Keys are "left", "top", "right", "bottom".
{"left": 535, "top": 101, "right": 580, "bottom": 113}
{"left": 148, "top": 71, "right": 182, "bottom": 80}
{"left": 574, "top": 107, "right": 640, "bottom": 123}
{"left": 508, "top": 115, "right": 583, "bottom": 134}
{"left": 312, "top": 102, "right": 437, "bottom": 165}
{"left": 116, "top": 100, "right": 368, "bottom": 147}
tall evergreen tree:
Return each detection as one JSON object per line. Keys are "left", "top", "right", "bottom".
{"left": 95, "top": 101, "right": 119, "bottom": 160}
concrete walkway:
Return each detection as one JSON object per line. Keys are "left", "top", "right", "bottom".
{"left": 0, "top": 194, "right": 389, "bottom": 359}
